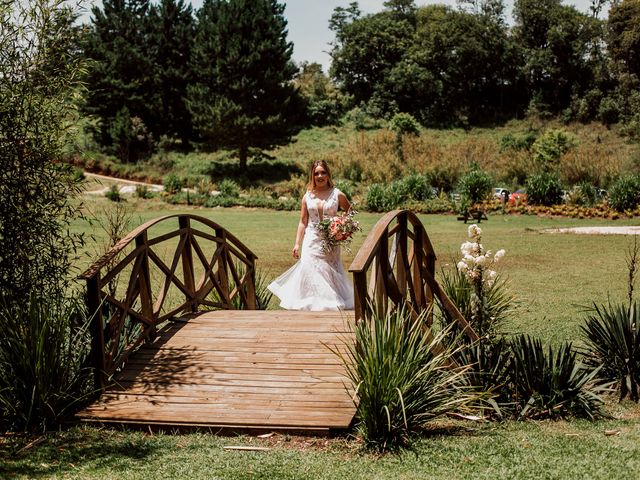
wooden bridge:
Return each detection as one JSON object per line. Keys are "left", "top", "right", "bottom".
{"left": 77, "top": 211, "right": 475, "bottom": 433}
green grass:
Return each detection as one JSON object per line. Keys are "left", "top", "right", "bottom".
{"left": 1, "top": 415, "right": 639, "bottom": 479}
{"left": 22, "top": 196, "right": 636, "bottom": 479}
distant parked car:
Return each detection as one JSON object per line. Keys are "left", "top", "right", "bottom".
{"left": 493, "top": 187, "right": 510, "bottom": 200}
{"left": 508, "top": 189, "right": 527, "bottom": 205}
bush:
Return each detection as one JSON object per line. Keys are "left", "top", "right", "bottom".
{"left": 608, "top": 175, "right": 640, "bottom": 212}
{"left": 218, "top": 179, "right": 240, "bottom": 198}
{"left": 105, "top": 185, "right": 122, "bottom": 202}
{"left": 163, "top": 173, "right": 184, "bottom": 195}
{"left": 389, "top": 112, "right": 420, "bottom": 136}
{"left": 457, "top": 167, "right": 493, "bottom": 204}
{"left": 499, "top": 132, "right": 537, "bottom": 152}
{"left": 525, "top": 172, "right": 563, "bottom": 206}
{"left": 581, "top": 302, "right": 640, "bottom": 402}
{"left": 531, "top": 129, "right": 575, "bottom": 172}
{"left": 365, "top": 183, "right": 388, "bottom": 212}
{"left": 334, "top": 179, "right": 355, "bottom": 201}
{"left": 0, "top": 294, "right": 92, "bottom": 431}
{"left": 333, "top": 308, "right": 473, "bottom": 451}
{"left": 403, "top": 173, "right": 434, "bottom": 201}
{"left": 509, "top": 335, "right": 607, "bottom": 420}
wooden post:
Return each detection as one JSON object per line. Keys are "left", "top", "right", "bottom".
{"left": 135, "top": 230, "right": 155, "bottom": 337}
{"left": 397, "top": 213, "right": 408, "bottom": 299}
{"left": 179, "top": 216, "right": 197, "bottom": 312}
{"left": 86, "top": 274, "right": 106, "bottom": 391}
{"left": 216, "top": 229, "right": 230, "bottom": 306}
{"left": 353, "top": 271, "right": 367, "bottom": 323}
{"left": 246, "top": 254, "right": 257, "bottom": 310}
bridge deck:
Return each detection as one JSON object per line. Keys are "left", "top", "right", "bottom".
{"left": 77, "top": 310, "right": 356, "bottom": 434}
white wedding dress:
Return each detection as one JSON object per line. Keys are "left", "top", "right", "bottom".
{"left": 268, "top": 188, "right": 355, "bottom": 311}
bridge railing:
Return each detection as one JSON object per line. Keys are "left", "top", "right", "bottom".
{"left": 80, "top": 214, "right": 257, "bottom": 389}
{"left": 348, "top": 210, "right": 478, "bottom": 341}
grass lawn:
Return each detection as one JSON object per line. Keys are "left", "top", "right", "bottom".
{"left": 4, "top": 195, "right": 638, "bottom": 480}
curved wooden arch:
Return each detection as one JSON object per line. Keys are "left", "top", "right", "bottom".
{"left": 349, "top": 210, "right": 478, "bottom": 341}
{"left": 80, "top": 214, "right": 258, "bottom": 388}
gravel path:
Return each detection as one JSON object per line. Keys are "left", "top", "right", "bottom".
{"left": 544, "top": 226, "right": 640, "bottom": 235}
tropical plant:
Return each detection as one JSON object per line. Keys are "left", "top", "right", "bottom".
{"left": 163, "top": 173, "right": 184, "bottom": 194}
{"left": 608, "top": 175, "right": 640, "bottom": 212}
{"left": 457, "top": 166, "right": 493, "bottom": 204}
{"left": 581, "top": 302, "right": 640, "bottom": 402}
{"left": 0, "top": 294, "right": 93, "bottom": 431}
{"left": 333, "top": 307, "right": 474, "bottom": 451}
{"left": 218, "top": 179, "right": 240, "bottom": 198}
{"left": 525, "top": 172, "right": 563, "bottom": 206}
{"left": 509, "top": 335, "right": 607, "bottom": 420}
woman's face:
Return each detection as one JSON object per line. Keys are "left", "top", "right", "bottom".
{"left": 313, "top": 164, "right": 329, "bottom": 189}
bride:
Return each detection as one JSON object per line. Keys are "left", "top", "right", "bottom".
{"left": 268, "top": 160, "right": 354, "bottom": 311}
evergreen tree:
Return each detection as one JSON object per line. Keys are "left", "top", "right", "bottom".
{"left": 82, "top": 0, "right": 156, "bottom": 160}
{"left": 148, "top": 0, "right": 194, "bottom": 148}
{"left": 188, "top": 0, "right": 303, "bottom": 168}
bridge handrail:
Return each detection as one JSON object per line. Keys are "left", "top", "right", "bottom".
{"left": 348, "top": 209, "right": 478, "bottom": 341}
{"left": 81, "top": 214, "right": 258, "bottom": 389}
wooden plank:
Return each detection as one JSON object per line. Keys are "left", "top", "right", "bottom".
{"left": 78, "top": 309, "right": 357, "bottom": 432}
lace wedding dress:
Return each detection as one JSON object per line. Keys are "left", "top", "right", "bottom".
{"left": 268, "top": 188, "right": 354, "bottom": 311}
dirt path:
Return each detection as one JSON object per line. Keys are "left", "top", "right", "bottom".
{"left": 544, "top": 226, "right": 640, "bottom": 235}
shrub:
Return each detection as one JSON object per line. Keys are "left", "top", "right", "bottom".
{"left": 333, "top": 308, "right": 473, "bottom": 451}
{"left": 403, "top": 173, "right": 434, "bottom": 201}
{"left": 608, "top": 175, "right": 640, "bottom": 212}
{"left": 525, "top": 172, "right": 563, "bottom": 206}
{"left": 218, "top": 179, "right": 240, "bottom": 198}
{"left": 425, "top": 166, "right": 459, "bottom": 194}
{"left": 163, "top": 173, "right": 184, "bottom": 195}
{"left": 581, "top": 302, "right": 640, "bottom": 402}
{"left": 105, "top": 185, "right": 122, "bottom": 202}
{"left": 389, "top": 112, "right": 420, "bottom": 137}
{"left": 365, "top": 183, "right": 387, "bottom": 212}
{"left": 499, "top": 132, "right": 537, "bottom": 152}
{"left": 334, "top": 179, "right": 355, "bottom": 201}
{"left": 531, "top": 129, "right": 575, "bottom": 172}
{"left": 509, "top": 335, "right": 607, "bottom": 420}
{"left": 457, "top": 167, "right": 493, "bottom": 204}
{"left": 0, "top": 294, "right": 92, "bottom": 431}
{"left": 134, "top": 184, "right": 153, "bottom": 199}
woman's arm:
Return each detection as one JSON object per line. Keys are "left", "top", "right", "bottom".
{"left": 338, "top": 191, "right": 351, "bottom": 213}
{"left": 292, "top": 196, "right": 309, "bottom": 258}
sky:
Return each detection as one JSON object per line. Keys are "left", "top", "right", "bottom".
{"left": 83, "top": 0, "right": 597, "bottom": 72}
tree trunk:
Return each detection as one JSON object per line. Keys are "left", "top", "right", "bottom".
{"left": 239, "top": 143, "right": 248, "bottom": 170}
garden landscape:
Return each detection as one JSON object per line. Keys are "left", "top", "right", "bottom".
{"left": 2, "top": 0, "right": 640, "bottom": 479}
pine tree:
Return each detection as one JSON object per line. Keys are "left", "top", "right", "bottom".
{"left": 148, "top": 0, "right": 195, "bottom": 148}
{"left": 82, "top": 0, "right": 156, "bottom": 160}
{"left": 188, "top": 0, "right": 303, "bottom": 169}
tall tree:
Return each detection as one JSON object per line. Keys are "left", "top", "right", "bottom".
{"left": 608, "top": 0, "right": 640, "bottom": 78}
{"left": 513, "top": 0, "right": 603, "bottom": 114}
{"left": 188, "top": 0, "right": 303, "bottom": 168}
{"left": 82, "top": 0, "right": 156, "bottom": 158}
{"left": 148, "top": 0, "right": 194, "bottom": 148}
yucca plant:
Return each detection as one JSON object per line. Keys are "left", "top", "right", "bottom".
{"left": 333, "top": 307, "right": 474, "bottom": 451}
{"left": 457, "top": 338, "right": 514, "bottom": 418}
{"left": 581, "top": 302, "right": 640, "bottom": 402}
{"left": 439, "top": 265, "right": 514, "bottom": 341}
{"left": 510, "top": 335, "right": 608, "bottom": 420}
{"left": 0, "top": 294, "right": 93, "bottom": 431}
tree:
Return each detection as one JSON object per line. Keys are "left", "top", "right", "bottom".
{"left": 82, "top": 0, "right": 156, "bottom": 160}
{"left": 513, "top": 0, "right": 604, "bottom": 115}
{"left": 294, "top": 62, "right": 346, "bottom": 126}
{"left": 0, "top": 0, "right": 85, "bottom": 303}
{"left": 148, "top": 0, "right": 194, "bottom": 147}
{"left": 329, "top": 8, "right": 416, "bottom": 113}
{"left": 188, "top": 0, "right": 303, "bottom": 169}
{"left": 608, "top": 0, "right": 640, "bottom": 78}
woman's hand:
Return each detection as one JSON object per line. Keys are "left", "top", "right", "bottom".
{"left": 292, "top": 244, "right": 300, "bottom": 259}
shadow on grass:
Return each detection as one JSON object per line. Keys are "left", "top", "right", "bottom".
{"left": 0, "top": 427, "right": 158, "bottom": 479}
{"left": 205, "top": 157, "right": 303, "bottom": 186}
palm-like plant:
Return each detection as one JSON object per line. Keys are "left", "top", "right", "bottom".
{"left": 510, "top": 335, "right": 608, "bottom": 419}
{"left": 333, "top": 307, "right": 474, "bottom": 451}
{"left": 581, "top": 302, "right": 640, "bottom": 401}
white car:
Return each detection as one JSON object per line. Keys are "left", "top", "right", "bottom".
{"left": 493, "top": 188, "right": 510, "bottom": 200}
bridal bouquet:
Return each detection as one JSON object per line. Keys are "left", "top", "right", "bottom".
{"left": 317, "top": 209, "right": 361, "bottom": 254}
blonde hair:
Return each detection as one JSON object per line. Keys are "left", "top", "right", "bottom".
{"left": 306, "top": 159, "right": 334, "bottom": 191}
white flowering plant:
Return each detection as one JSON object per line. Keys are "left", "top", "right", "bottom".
{"left": 454, "top": 224, "right": 508, "bottom": 338}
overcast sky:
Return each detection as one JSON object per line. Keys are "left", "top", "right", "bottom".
{"left": 83, "top": 0, "right": 598, "bottom": 72}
